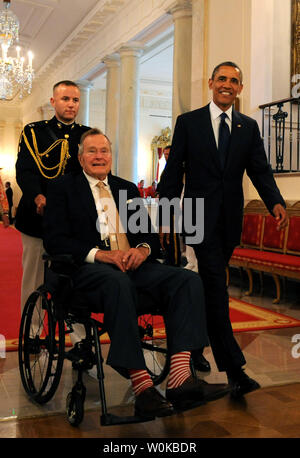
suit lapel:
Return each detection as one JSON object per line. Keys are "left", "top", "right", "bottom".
{"left": 75, "top": 172, "right": 98, "bottom": 223}
{"left": 108, "top": 174, "right": 120, "bottom": 209}
{"left": 225, "top": 109, "right": 244, "bottom": 170}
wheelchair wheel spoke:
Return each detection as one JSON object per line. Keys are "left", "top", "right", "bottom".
{"left": 19, "top": 288, "right": 65, "bottom": 404}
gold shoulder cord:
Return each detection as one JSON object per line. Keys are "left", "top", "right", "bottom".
{"left": 22, "top": 127, "right": 71, "bottom": 179}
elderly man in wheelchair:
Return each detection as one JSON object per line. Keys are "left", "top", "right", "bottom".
{"left": 19, "top": 128, "right": 230, "bottom": 426}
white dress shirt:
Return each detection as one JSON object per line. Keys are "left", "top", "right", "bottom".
{"left": 83, "top": 171, "right": 111, "bottom": 263}
{"left": 209, "top": 100, "right": 232, "bottom": 148}
{"left": 83, "top": 171, "right": 151, "bottom": 262}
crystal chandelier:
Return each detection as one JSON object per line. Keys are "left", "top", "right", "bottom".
{"left": 0, "top": 0, "right": 34, "bottom": 100}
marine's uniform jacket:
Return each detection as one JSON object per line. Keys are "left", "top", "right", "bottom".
{"left": 15, "top": 116, "right": 90, "bottom": 238}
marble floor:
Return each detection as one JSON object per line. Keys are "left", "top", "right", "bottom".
{"left": 0, "top": 271, "right": 300, "bottom": 438}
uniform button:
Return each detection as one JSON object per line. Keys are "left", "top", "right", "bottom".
{"left": 64, "top": 134, "right": 69, "bottom": 139}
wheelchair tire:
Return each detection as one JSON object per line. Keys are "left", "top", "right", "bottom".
{"left": 66, "top": 391, "right": 84, "bottom": 427}
{"left": 18, "top": 287, "right": 65, "bottom": 404}
{"left": 138, "top": 314, "right": 170, "bottom": 385}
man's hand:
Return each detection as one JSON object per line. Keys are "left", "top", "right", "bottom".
{"left": 95, "top": 249, "right": 127, "bottom": 272}
{"left": 122, "top": 247, "right": 148, "bottom": 271}
{"left": 34, "top": 194, "right": 46, "bottom": 215}
{"left": 272, "top": 203, "right": 288, "bottom": 231}
{"left": 95, "top": 245, "right": 149, "bottom": 272}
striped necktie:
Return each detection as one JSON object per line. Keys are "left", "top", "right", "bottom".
{"left": 96, "top": 181, "right": 130, "bottom": 251}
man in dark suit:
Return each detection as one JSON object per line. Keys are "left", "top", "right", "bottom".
{"left": 43, "top": 128, "right": 230, "bottom": 419}
{"left": 156, "top": 145, "right": 181, "bottom": 267}
{"left": 5, "top": 182, "right": 13, "bottom": 224}
{"left": 159, "top": 62, "right": 288, "bottom": 398}
{"left": 15, "top": 80, "right": 90, "bottom": 319}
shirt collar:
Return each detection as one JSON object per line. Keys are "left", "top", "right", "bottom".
{"left": 83, "top": 170, "right": 109, "bottom": 188}
{"left": 53, "top": 116, "right": 76, "bottom": 129}
{"left": 210, "top": 100, "right": 233, "bottom": 121}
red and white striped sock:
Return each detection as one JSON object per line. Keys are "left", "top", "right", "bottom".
{"left": 167, "top": 351, "right": 191, "bottom": 390}
{"left": 129, "top": 369, "right": 153, "bottom": 397}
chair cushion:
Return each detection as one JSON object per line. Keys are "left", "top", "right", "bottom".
{"left": 231, "top": 247, "right": 300, "bottom": 272}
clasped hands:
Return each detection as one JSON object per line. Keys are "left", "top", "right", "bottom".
{"left": 95, "top": 246, "right": 149, "bottom": 272}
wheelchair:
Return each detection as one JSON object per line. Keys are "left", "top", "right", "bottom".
{"left": 18, "top": 254, "right": 171, "bottom": 427}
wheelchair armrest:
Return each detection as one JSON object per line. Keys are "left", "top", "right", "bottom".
{"left": 42, "top": 253, "right": 75, "bottom": 264}
{"left": 43, "top": 253, "right": 79, "bottom": 276}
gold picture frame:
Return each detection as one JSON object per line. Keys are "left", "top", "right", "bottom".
{"left": 291, "top": 0, "right": 300, "bottom": 89}
{"left": 151, "top": 127, "right": 171, "bottom": 182}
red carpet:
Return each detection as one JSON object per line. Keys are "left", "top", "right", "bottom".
{"left": 1, "top": 223, "right": 300, "bottom": 351}
{"left": 0, "top": 224, "right": 22, "bottom": 352}
{"left": 229, "top": 297, "right": 300, "bottom": 332}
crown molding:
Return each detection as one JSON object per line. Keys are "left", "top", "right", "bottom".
{"left": 35, "top": 0, "right": 127, "bottom": 83}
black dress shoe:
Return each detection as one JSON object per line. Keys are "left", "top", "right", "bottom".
{"left": 166, "top": 375, "right": 230, "bottom": 411}
{"left": 228, "top": 371, "right": 260, "bottom": 399}
{"left": 191, "top": 350, "right": 211, "bottom": 372}
{"left": 135, "top": 387, "right": 175, "bottom": 419}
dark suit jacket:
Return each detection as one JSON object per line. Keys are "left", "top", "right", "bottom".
{"left": 159, "top": 104, "right": 285, "bottom": 249}
{"left": 15, "top": 116, "right": 90, "bottom": 238}
{"left": 5, "top": 187, "right": 13, "bottom": 207}
{"left": 43, "top": 171, "right": 161, "bottom": 265}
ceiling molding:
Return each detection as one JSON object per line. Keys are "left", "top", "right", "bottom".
{"left": 36, "top": 0, "right": 127, "bottom": 82}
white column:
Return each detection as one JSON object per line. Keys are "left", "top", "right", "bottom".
{"left": 118, "top": 42, "right": 143, "bottom": 183}
{"left": 76, "top": 79, "right": 93, "bottom": 126}
{"left": 15, "top": 122, "right": 23, "bottom": 146}
{"left": 39, "top": 102, "right": 53, "bottom": 120}
{"left": 190, "top": 0, "right": 208, "bottom": 109}
{"left": 103, "top": 53, "right": 120, "bottom": 174}
{"left": 170, "top": 0, "right": 193, "bottom": 128}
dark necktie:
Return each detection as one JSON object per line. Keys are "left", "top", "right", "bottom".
{"left": 218, "top": 112, "right": 230, "bottom": 169}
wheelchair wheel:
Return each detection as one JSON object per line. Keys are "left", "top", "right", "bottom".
{"left": 138, "top": 314, "right": 170, "bottom": 385}
{"left": 18, "top": 286, "right": 65, "bottom": 404}
{"left": 66, "top": 391, "right": 85, "bottom": 427}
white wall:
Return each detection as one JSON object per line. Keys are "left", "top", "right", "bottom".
{"left": 89, "top": 88, "right": 106, "bottom": 131}
{"left": 242, "top": 0, "right": 296, "bottom": 203}
{"left": 0, "top": 104, "right": 23, "bottom": 208}
{"left": 138, "top": 92, "right": 172, "bottom": 186}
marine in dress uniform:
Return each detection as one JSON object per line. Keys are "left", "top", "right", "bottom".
{"left": 15, "top": 116, "right": 89, "bottom": 238}
{"left": 15, "top": 84, "right": 90, "bottom": 315}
